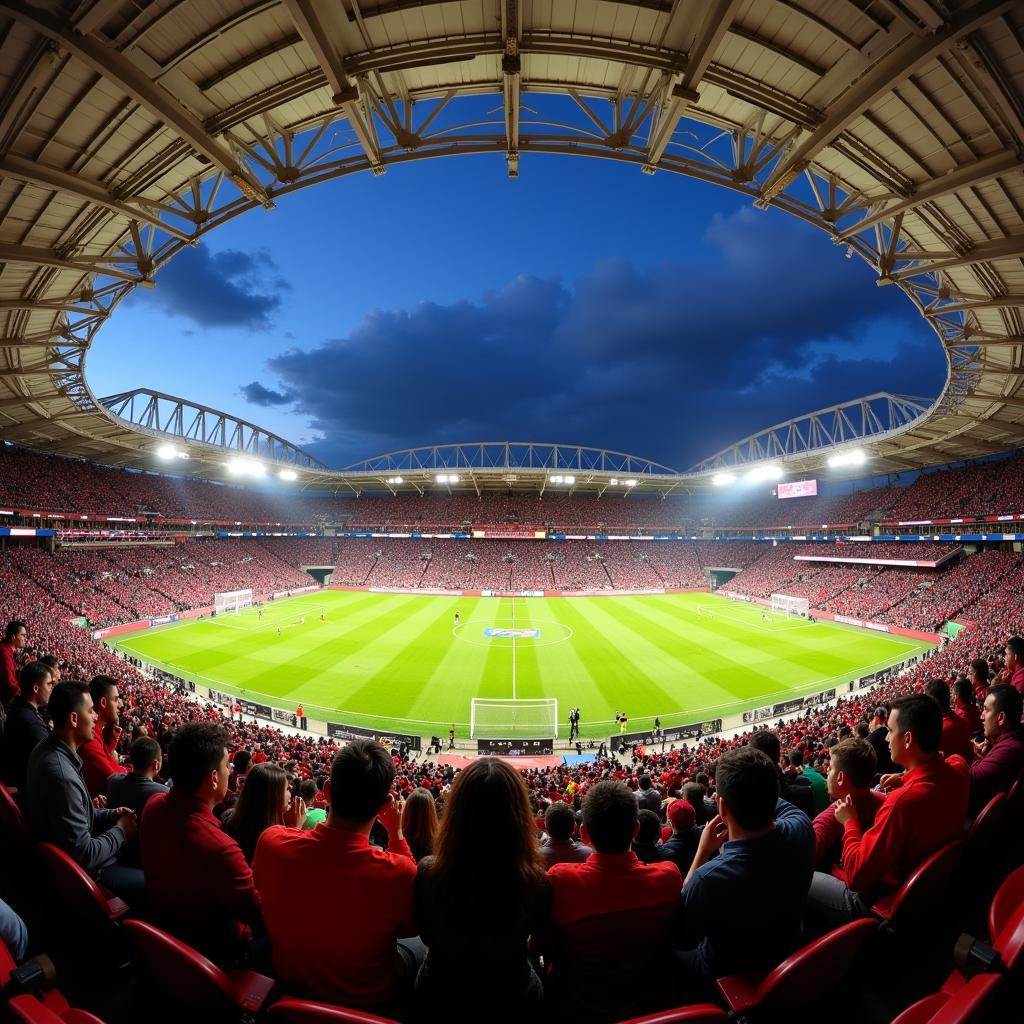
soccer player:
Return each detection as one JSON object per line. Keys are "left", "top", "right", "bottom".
{"left": 276, "top": 627, "right": 282, "bottom": 637}
{"left": 320, "top": 609, "right": 325, "bottom": 623}
{"left": 762, "top": 611, "right": 770, "bottom": 623}
{"left": 454, "top": 610, "right": 460, "bottom": 626}
{"left": 258, "top": 609, "right": 263, "bottom": 621}
{"left": 300, "top": 616, "right": 305, "bottom": 626}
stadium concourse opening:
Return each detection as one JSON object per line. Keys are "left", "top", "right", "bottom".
{"left": 1, "top": 1, "right": 1024, "bottom": 1021}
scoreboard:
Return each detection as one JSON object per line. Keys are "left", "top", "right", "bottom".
{"left": 476, "top": 738, "right": 554, "bottom": 756}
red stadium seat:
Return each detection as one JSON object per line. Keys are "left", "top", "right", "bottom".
{"left": 266, "top": 998, "right": 401, "bottom": 1023}
{"left": 0, "top": 784, "right": 31, "bottom": 845}
{"left": 714, "top": 917, "right": 875, "bottom": 1014}
{"left": 871, "top": 841, "right": 964, "bottom": 925}
{"left": 889, "top": 973, "right": 1001, "bottom": 1024}
{"left": 963, "top": 793, "right": 1006, "bottom": 863}
{"left": 987, "top": 864, "right": 1024, "bottom": 972}
{"left": 5, "top": 995, "right": 107, "bottom": 1024}
{"left": 615, "top": 1006, "right": 728, "bottom": 1024}
{"left": 35, "top": 843, "right": 128, "bottom": 925}
{"left": 122, "top": 919, "right": 274, "bottom": 1015}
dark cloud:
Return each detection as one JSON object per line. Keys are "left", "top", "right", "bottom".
{"left": 239, "top": 381, "right": 295, "bottom": 407}
{"left": 264, "top": 209, "right": 943, "bottom": 469}
{"left": 129, "top": 244, "right": 287, "bottom": 329}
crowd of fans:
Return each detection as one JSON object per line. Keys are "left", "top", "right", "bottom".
{"left": 3, "top": 443, "right": 1024, "bottom": 532}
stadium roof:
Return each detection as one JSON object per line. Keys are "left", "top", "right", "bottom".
{"left": 0, "top": 0, "right": 1022, "bottom": 493}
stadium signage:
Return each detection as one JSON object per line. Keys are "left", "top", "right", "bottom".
{"left": 326, "top": 720, "right": 422, "bottom": 751}
{"left": 209, "top": 688, "right": 274, "bottom": 722}
{"left": 476, "top": 738, "right": 553, "bottom": 755}
{"left": 795, "top": 554, "right": 950, "bottom": 568}
{"left": 778, "top": 480, "right": 818, "bottom": 499}
{"left": 741, "top": 689, "right": 837, "bottom": 724}
{"left": 615, "top": 720, "right": 722, "bottom": 747}
{"left": 149, "top": 614, "right": 178, "bottom": 626}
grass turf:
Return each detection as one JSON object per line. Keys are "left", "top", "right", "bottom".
{"left": 108, "top": 590, "right": 932, "bottom": 740}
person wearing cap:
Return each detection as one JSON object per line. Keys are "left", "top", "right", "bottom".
{"left": 655, "top": 798, "right": 702, "bottom": 875}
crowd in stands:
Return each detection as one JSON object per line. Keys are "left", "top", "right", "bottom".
{"left": 3, "top": 443, "right": 1024, "bottom": 533}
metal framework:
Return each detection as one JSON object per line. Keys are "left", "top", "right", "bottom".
{"left": 692, "top": 393, "right": 933, "bottom": 472}
{"left": 0, "top": 1, "right": 1021, "bottom": 486}
{"left": 101, "top": 389, "right": 325, "bottom": 469}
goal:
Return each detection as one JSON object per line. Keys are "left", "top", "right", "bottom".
{"left": 771, "top": 593, "right": 809, "bottom": 618}
{"left": 215, "top": 588, "right": 253, "bottom": 615}
{"left": 470, "top": 698, "right": 559, "bottom": 739}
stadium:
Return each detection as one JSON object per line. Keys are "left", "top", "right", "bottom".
{"left": 0, "top": 1, "right": 1023, "bottom": 1022}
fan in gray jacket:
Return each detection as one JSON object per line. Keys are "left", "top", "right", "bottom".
{"left": 25, "top": 680, "right": 144, "bottom": 905}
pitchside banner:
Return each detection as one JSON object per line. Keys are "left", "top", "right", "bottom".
{"left": 742, "top": 688, "right": 838, "bottom": 724}
{"left": 327, "top": 720, "right": 422, "bottom": 751}
{"left": 209, "top": 688, "right": 273, "bottom": 722}
{"left": 615, "top": 719, "right": 723, "bottom": 747}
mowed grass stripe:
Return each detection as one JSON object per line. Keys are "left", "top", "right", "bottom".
{"left": 111, "top": 590, "right": 934, "bottom": 737}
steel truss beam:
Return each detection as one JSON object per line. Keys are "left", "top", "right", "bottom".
{"left": 99, "top": 388, "right": 327, "bottom": 468}
{"left": 691, "top": 393, "right": 933, "bottom": 472}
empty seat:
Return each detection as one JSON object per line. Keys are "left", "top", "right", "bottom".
{"left": 871, "top": 841, "right": 964, "bottom": 925}
{"left": 35, "top": 843, "right": 128, "bottom": 926}
{"left": 889, "top": 972, "right": 1001, "bottom": 1024}
{"left": 615, "top": 1006, "right": 729, "bottom": 1024}
{"left": 122, "top": 919, "right": 274, "bottom": 1015}
{"left": 6, "top": 995, "right": 107, "bottom": 1024}
{"left": 715, "top": 918, "right": 876, "bottom": 1014}
{"left": 963, "top": 793, "right": 1007, "bottom": 863}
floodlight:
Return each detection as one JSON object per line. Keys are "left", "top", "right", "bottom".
{"left": 435, "top": 474, "right": 447, "bottom": 484}
{"left": 712, "top": 473, "right": 736, "bottom": 486}
{"left": 564, "top": 474, "right": 575, "bottom": 484}
{"left": 227, "top": 458, "right": 264, "bottom": 477}
{"left": 610, "top": 478, "right": 619, "bottom": 485}
{"left": 278, "top": 469, "right": 298, "bottom": 481}
{"left": 745, "top": 465, "right": 783, "bottom": 483}
{"left": 624, "top": 478, "right": 638, "bottom": 487}
{"left": 156, "top": 444, "right": 188, "bottom": 461}
{"left": 386, "top": 476, "right": 403, "bottom": 485}
{"left": 551, "top": 475, "right": 563, "bottom": 484}
{"left": 449, "top": 474, "right": 459, "bottom": 483}
{"left": 827, "top": 448, "right": 867, "bottom": 468}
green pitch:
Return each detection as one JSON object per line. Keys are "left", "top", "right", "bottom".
{"left": 109, "top": 590, "right": 932, "bottom": 739}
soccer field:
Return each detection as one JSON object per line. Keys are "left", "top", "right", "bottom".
{"left": 108, "top": 590, "right": 932, "bottom": 739}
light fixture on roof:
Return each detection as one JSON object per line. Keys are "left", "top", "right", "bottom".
{"left": 435, "top": 473, "right": 459, "bottom": 484}
{"left": 226, "top": 458, "right": 265, "bottom": 477}
{"left": 610, "top": 478, "right": 619, "bottom": 485}
{"left": 386, "top": 476, "right": 404, "bottom": 485}
{"left": 745, "top": 465, "right": 783, "bottom": 483}
{"left": 278, "top": 469, "right": 298, "bottom": 481}
{"left": 827, "top": 448, "right": 868, "bottom": 468}
{"left": 624, "top": 478, "right": 638, "bottom": 487}
{"left": 712, "top": 473, "right": 736, "bottom": 486}
{"left": 156, "top": 444, "right": 188, "bottom": 461}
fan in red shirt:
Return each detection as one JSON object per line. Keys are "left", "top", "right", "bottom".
{"left": 924, "top": 679, "right": 974, "bottom": 763}
{"left": 253, "top": 739, "right": 420, "bottom": 1014}
{"left": 952, "top": 677, "right": 983, "bottom": 737}
{"left": 807, "top": 693, "right": 969, "bottom": 929}
{"left": 142, "top": 722, "right": 262, "bottom": 963}
{"left": 79, "top": 675, "right": 122, "bottom": 798}
{"left": 0, "top": 620, "right": 27, "bottom": 709}
{"left": 811, "top": 738, "right": 884, "bottom": 884}
{"left": 1002, "top": 637, "right": 1024, "bottom": 694}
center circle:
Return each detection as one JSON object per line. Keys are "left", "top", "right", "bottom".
{"left": 451, "top": 617, "right": 574, "bottom": 649}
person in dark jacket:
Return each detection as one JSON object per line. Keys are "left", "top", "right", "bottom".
{"left": 25, "top": 680, "right": 142, "bottom": 903}
{"left": 655, "top": 798, "right": 702, "bottom": 875}
{"left": 1, "top": 661, "right": 52, "bottom": 792}
{"left": 635, "top": 774, "right": 662, "bottom": 814}
{"left": 107, "top": 736, "right": 167, "bottom": 867}
{"left": 748, "top": 730, "right": 814, "bottom": 816}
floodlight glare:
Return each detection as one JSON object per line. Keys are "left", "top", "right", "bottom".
{"left": 386, "top": 476, "right": 404, "bottom": 485}
{"left": 156, "top": 444, "right": 188, "bottom": 461}
{"left": 712, "top": 473, "right": 736, "bottom": 486}
{"left": 746, "top": 465, "right": 783, "bottom": 483}
{"left": 449, "top": 474, "right": 459, "bottom": 483}
{"left": 551, "top": 475, "right": 563, "bottom": 484}
{"left": 435, "top": 474, "right": 447, "bottom": 484}
{"left": 827, "top": 448, "right": 868, "bottom": 468}
{"left": 610, "top": 478, "right": 619, "bottom": 485}
{"left": 278, "top": 469, "right": 298, "bottom": 481}
{"left": 624, "top": 478, "right": 638, "bottom": 487}
{"left": 227, "top": 458, "right": 264, "bottom": 477}
{"left": 564, "top": 474, "right": 575, "bottom": 484}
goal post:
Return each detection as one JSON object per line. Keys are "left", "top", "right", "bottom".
{"left": 770, "top": 593, "right": 809, "bottom": 618}
{"left": 470, "top": 698, "right": 559, "bottom": 739}
{"left": 214, "top": 588, "right": 254, "bottom": 615}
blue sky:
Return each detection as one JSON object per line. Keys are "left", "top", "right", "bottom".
{"left": 88, "top": 150, "right": 944, "bottom": 470}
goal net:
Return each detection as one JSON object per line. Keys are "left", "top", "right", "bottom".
{"left": 771, "top": 593, "right": 809, "bottom": 618}
{"left": 215, "top": 588, "right": 253, "bottom": 615}
{"left": 470, "top": 698, "right": 559, "bottom": 739}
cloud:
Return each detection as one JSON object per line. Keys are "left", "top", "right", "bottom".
{"left": 129, "top": 244, "right": 287, "bottom": 329}
{"left": 239, "top": 381, "right": 295, "bottom": 407}
{"left": 263, "top": 209, "right": 943, "bottom": 469}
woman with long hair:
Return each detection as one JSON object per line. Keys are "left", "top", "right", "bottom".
{"left": 414, "top": 757, "right": 549, "bottom": 1018}
{"left": 401, "top": 787, "right": 439, "bottom": 862}
{"left": 221, "top": 762, "right": 304, "bottom": 862}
